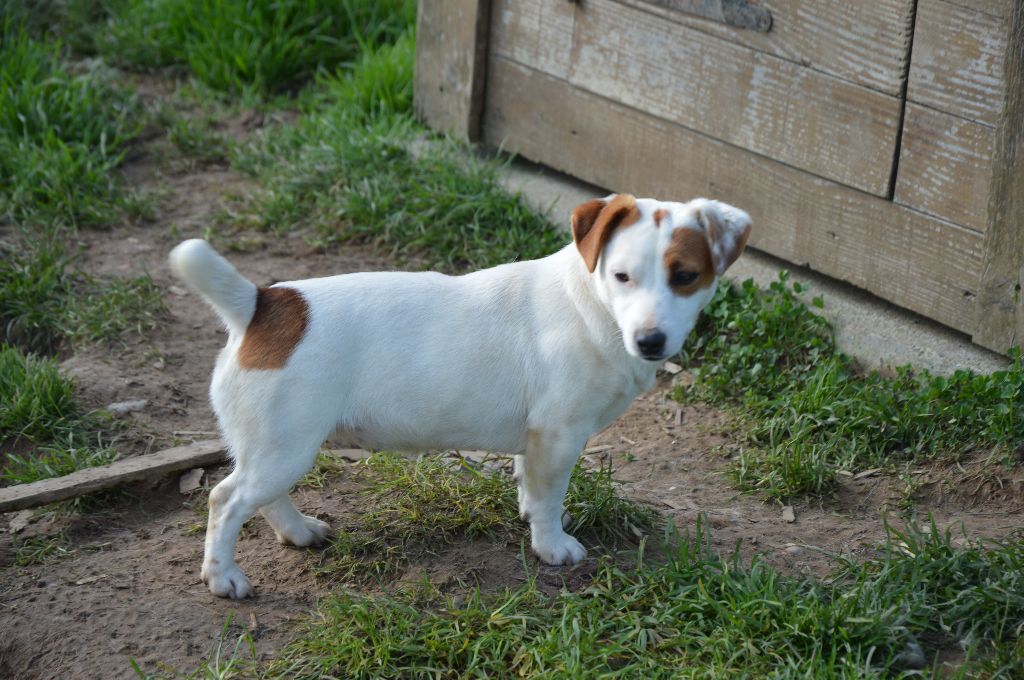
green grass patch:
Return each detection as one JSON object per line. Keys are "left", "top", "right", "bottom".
{"left": 0, "top": 20, "right": 141, "bottom": 227}
{"left": 99, "top": 0, "right": 414, "bottom": 96}
{"left": 316, "top": 452, "right": 657, "bottom": 584}
{"left": 677, "top": 273, "right": 1024, "bottom": 499}
{"left": 0, "top": 234, "right": 166, "bottom": 355}
{"left": 236, "top": 116, "right": 568, "bottom": 272}
{"left": 267, "top": 519, "right": 1024, "bottom": 678}
{"left": 0, "top": 345, "right": 118, "bottom": 485}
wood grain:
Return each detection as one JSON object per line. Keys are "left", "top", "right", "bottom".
{"left": 491, "top": 0, "right": 903, "bottom": 195}
{"left": 0, "top": 440, "right": 227, "bottom": 513}
{"left": 490, "top": 0, "right": 574, "bottom": 82}
{"left": 894, "top": 104, "right": 994, "bottom": 232}
{"left": 975, "top": 1, "right": 1024, "bottom": 352}
{"left": 483, "top": 57, "right": 983, "bottom": 333}
{"left": 907, "top": 0, "right": 1006, "bottom": 125}
{"left": 943, "top": 0, "right": 1008, "bottom": 18}
{"left": 614, "top": 0, "right": 915, "bottom": 95}
{"left": 413, "top": 0, "right": 491, "bottom": 141}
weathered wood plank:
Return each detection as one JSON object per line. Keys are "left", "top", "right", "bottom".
{"left": 490, "top": 0, "right": 574, "bottom": 82}
{"left": 894, "top": 104, "right": 994, "bottom": 232}
{"left": 483, "top": 57, "right": 983, "bottom": 333}
{"left": 0, "top": 440, "right": 227, "bottom": 513}
{"left": 944, "top": 0, "right": 1008, "bottom": 19}
{"left": 974, "top": 1, "right": 1024, "bottom": 352}
{"left": 413, "top": 0, "right": 492, "bottom": 141}
{"left": 491, "top": 0, "right": 902, "bottom": 195}
{"left": 907, "top": 0, "right": 1006, "bottom": 125}
{"left": 614, "top": 0, "right": 915, "bottom": 95}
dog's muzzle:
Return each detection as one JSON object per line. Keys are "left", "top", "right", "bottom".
{"left": 635, "top": 329, "right": 667, "bottom": 361}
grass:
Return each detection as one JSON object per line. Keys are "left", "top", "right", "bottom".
{"left": 0, "top": 20, "right": 142, "bottom": 228}
{"left": 0, "top": 345, "right": 118, "bottom": 485}
{"left": 12, "top": 530, "right": 73, "bottom": 566}
{"left": 677, "top": 273, "right": 1024, "bottom": 499}
{"left": 261, "top": 519, "right": 1024, "bottom": 678}
{"left": 0, "top": 233, "right": 166, "bottom": 355}
{"left": 236, "top": 117, "right": 568, "bottom": 271}
{"left": 100, "top": 0, "right": 415, "bottom": 96}
{"left": 315, "top": 452, "right": 658, "bottom": 584}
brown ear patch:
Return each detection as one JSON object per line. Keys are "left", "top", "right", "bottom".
{"left": 572, "top": 194, "right": 640, "bottom": 272}
{"left": 237, "top": 287, "right": 310, "bottom": 370}
{"left": 663, "top": 228, "right": 716, "bottom": 296}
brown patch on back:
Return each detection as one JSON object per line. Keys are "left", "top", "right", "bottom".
{"left": 571, "top": 194, "right": 640, "bottom": 272}
{"left": 653, "top": 209, "right": 668, "bottom": 227}
{"left": 237, "top": 287, "right": 310, "bottom": 370}
{"left": 663, "top": 227, "right": 716, "bottom": 296}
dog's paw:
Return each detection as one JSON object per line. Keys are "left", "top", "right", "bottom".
{"left": 202, "top": 562, "right": 254, "bottom": 599}
{"left": 275, "top": 515, "right": 332, "bottom": 548}
{"left": 532, "top": 530, "right": 587, "bottom": 566}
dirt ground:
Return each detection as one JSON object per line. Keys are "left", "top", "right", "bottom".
{"left": 2, "top": 103, "right": 1024, "bottom": 679}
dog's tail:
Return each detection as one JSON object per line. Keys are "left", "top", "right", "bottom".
{"left": 169, "top": 239, "right": 257, "bottom": 336}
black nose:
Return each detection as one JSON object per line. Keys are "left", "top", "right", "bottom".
{"left": 635, "top": 330, "right": 667, "bottom": 359}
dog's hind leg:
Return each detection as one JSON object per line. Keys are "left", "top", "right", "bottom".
{"left": 260, "top": 495, "right": 330, "bottom": 547}
{"left": 201, "top": 439, "right": 322, "bottom": 599}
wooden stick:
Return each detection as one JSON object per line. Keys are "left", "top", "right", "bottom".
{"left": 0, "top": 439, "right": 227, "bottom": 514}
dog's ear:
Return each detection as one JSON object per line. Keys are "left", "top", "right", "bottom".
{"left": 571, "top": 194, "right": 639, "bottom": 273}
{"left": 695, "top": 200, "right": 751, "bottom": 275}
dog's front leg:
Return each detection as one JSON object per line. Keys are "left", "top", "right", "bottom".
{"left": 519, "top": 428, "right": 588, "bottom": 566}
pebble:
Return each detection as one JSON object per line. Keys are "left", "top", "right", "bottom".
{"left": 106, "top": 399, "right": 148, "bottom": 416}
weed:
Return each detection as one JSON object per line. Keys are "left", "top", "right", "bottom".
{"left": 678, "top": 273, "right": 1024, "bottom": 498}
{"left": 131, "top": 611, "right": 257, "bottom": 679}
{"left": 13, "top": 530, "right": 72, "bottom": 566}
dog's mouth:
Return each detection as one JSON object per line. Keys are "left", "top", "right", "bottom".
{"left": 640, "top": 353, "right": 664, "bottom": 362}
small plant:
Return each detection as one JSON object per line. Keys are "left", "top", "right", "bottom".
{"left": 130, "top": 612, "right": 257, "bottom": 679}
{"left": 13, "top": 530, "right": 72, "bottom": 566}
{"left": 679, "top": 273, "right": 1024, "bottom": 498}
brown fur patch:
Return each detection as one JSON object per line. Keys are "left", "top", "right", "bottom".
{"left": 653, "top": 209, "right": 668, "bottom": 227}
{"left": 237, "top": 287, "right": 310, "bottom": 370}
{"left": 663, "top": 228, "right": 716, "bottom": 296}
{"left": 571, "top": 194, "right": 640, "bottom": 272}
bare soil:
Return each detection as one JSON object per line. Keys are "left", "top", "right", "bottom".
{"left": 2, "top": 99, "right": 1023, "bottom": 680}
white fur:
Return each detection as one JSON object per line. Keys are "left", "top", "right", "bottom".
{"left": 170, "top": 196, "right": 750, "bottom": 598}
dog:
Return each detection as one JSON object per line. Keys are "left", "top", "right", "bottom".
{"left": 169, "top": 194, "right": 751, "bottom": 598}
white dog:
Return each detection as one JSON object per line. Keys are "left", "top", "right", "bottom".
{"left": 170, "top": 194, "right": 751, "bottom": 598}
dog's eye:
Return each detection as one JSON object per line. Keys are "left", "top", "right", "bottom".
{"left": 670, "top": 270, "right": 698, "bottom": 287}
{"left": 614, "top": 272, "right": 630, "bottom": 283}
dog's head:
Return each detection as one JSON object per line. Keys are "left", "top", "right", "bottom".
{"left": 572, "top": 194, "right": 751, "bottom": 362}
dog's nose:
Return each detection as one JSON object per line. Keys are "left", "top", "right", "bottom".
{"left": 635, "top": 329, "right": 667, "bottom": 359}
